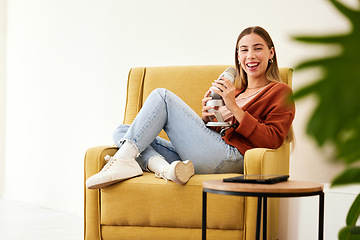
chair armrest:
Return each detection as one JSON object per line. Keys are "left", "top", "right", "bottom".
{"left": 84, "top": 145, "right": 118, "bottom": 240}
{"left": 243, "top": 143, "right": 290, "bottom": 176}
{"left": 242, "top": 143, "right": 290, "bottom": 240}
{"left": 84, "top": 145, "right": 119, "bottom": 178}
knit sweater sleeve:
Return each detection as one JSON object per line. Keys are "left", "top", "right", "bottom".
{"left": 235, "top": 107, "right": 294, "bottom": 149}
{"left": 223, "top": 83, "right": 295, "bottom": 153}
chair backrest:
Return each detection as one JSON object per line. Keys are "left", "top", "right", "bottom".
{"left": 123, "top": 65, "right": 293, "bottom": 139}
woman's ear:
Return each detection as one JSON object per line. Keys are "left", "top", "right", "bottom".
{"left": 269, "top": 47, "right": 275, "bottom": 60}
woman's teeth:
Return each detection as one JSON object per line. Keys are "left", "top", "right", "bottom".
{"left": 247, "top": 63, "right": 259, "bottom": 67}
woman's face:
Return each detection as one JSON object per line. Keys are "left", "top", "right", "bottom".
{"left": 237, "top": 33, "right": 274, "bottom": 81}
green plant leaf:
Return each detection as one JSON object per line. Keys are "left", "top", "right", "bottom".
{"left": 293, "top": 0, "right": 360, "bottom": 167}
{"left": 294, "top": 56, "right": 341, "bottom": 71}
{"left": 339, "top": 226, "right": 349, "bottom": 240}
{"left": 345, "top": 194, "right": 360, "bottom": 226}
{"left": 330, "top": 0, "right": 360, "bottom": 24}
{"left": 337, "top": 132, "right": 360, "bottom": 164}
{"left": 293, "top": 35, "right": 348, "bottom": 45}
{"left": 293, "top": 1, "right": 360, "bottom": 239}
{"left": 292, "top": 80, "right": 322, "bottom": 100}
{"left": 339, "top": 226, "right": 360, "bottom": 240}
{"left": 332, "top": 168, "right": 360, "bottom": 186}
{"left": 350, "top": 226, "right": 360, "bottom": 235}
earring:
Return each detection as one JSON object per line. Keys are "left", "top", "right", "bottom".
{"left": 269, "top": 59, "right": 274, "bottom": 63}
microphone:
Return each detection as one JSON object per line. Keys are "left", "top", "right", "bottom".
{"left": 206, "top": 67, "right": 237, "bottom": 127}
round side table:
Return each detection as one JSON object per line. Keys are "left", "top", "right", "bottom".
{"left": 202, "top": 179, "right": 324, "bottom": 240}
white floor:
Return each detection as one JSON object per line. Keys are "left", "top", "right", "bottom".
{"left": 0, "top": 198, "right": 83, "bottom": 240}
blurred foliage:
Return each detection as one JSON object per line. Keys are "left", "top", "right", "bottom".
{"left": 338, "top": 194, "right": 360, "bottom": 239}
{"left": 292, "top": 0, "right": 360, "bottom": 239}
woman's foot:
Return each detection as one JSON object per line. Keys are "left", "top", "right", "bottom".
{"left": 155, "top": 160, "right": 194, "bottom": 184}
{"left": 86, "top": 155, "right": 143, "bottom": 189}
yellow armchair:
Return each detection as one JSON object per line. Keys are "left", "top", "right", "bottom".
{"left": 84, "top": 65, "right": 293, "bottom": 240}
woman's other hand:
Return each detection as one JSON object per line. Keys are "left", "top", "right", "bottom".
{"left": 201, "top": 90, "right": 215, "bottom": 123}
{"left": 211, "top": 77, "right": 237, "bottom": 111}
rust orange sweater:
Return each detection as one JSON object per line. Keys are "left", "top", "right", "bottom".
{"left": 222, "top": 82, "right": 295, "bottom": 155}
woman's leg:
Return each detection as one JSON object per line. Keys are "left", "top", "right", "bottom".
{"left": 113, "top": 123, "right": 195, "bottom": 184}
{"left": 113, "top": 124, "right": 181, "bottom": 170}
{"left": 121, "top": 88, "right": 244, "bottom": 174}
{"left": 87, "top": 88, "right": 244, "bottom": 189}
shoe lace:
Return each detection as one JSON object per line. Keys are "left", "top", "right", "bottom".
{"left": 101, "top": 155, "right": 117, "bottom": 172}
{"left": 155, "top": 168, "right": 169, "bottom": 183}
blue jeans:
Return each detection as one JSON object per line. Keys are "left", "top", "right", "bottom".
{"left": 113, "top": 88, "right": 244, "bottom": 174}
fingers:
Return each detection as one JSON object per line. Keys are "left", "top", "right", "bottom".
{"left": 211, "top": 82, "right": 227, "bottom": 95}
{"left": 202, "top": 96, "right": 212, "bottom": 106}
{"left": 202, "top": 90, "right": 213, "bottom": 106}
{"left": 216, "top": 77, "right": 234, "bottom": 88}
{"left": 201, "top": 93, "right": 215, "bottom": 119}
{"left": 201, "top": 105, "right": 215, "bottom": 122}
{"left": 204, "top": 89, "right": 211, "bottom": 96}
{"left": 203, "top": 90, "right": 211, "bottom": 99}
{"left": 202, "top": 104, "right": 214, "bottom": 112}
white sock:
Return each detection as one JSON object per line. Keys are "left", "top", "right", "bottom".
{"left": 113, "top": 141, "right": 139, "bottom": 160}
{"left": 147, "top": 156, "right": 170, "bottom": 173}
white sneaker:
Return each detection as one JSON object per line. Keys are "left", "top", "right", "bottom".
{"left": 155, "top": 160, "right": 194, "bottom": 184}
{"left": 86, "top": 155, "right": 143, "bottom": 189}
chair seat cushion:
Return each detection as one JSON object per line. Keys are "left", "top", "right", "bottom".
{"left": 100, "top": 172, "right": 244, "bottom": 230}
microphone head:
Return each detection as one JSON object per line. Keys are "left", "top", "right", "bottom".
{"left": 209, "top": 67, "right": 238, "bottom": 99}
{"left": 220, "top": 67, "right": 237, "bottom": 83}
{"left": 209, "top": 91, "right": 221, "bottom": 99}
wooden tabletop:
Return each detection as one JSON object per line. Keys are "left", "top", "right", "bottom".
{"left": 203, "top": 179, "right": 324, "bottom": 194}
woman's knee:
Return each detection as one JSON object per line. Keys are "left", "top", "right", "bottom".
{"left": 214, "top": 157, "right": 244, "bottom": 174}
{"left": 152, "top": 88, "right": 168, "bottom": 99}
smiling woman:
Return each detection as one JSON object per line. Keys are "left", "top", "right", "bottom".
{"left": 210, "top": 26, "right": 295, "bottom": 145}
{"left": 235, "top": 26, "right": 281, "bottom": 89}
{"left": 238, "top": 39, "right": 274, "bottom": 83}
{"left": 86, "top": 26, "right": 295, "bottom": 190}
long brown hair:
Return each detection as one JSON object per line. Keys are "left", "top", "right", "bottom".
{"left": 234, "top": 26, "right": 282, "bottom": 89}
{"left": 234, "top": 26, "right": 294, "bottom": 144}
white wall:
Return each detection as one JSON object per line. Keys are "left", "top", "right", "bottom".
{"left": 279, "top": 184, "right": 360, "bottom": 240}
{"left": 0, "top": 0, "right": 7, "bottom": 196}
{"left": 3, "top": 0, "right": 358, "bottom": 238}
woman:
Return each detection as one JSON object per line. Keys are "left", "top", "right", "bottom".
{"left": 86, "top": 26, "right": 295, "bottom": 189}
